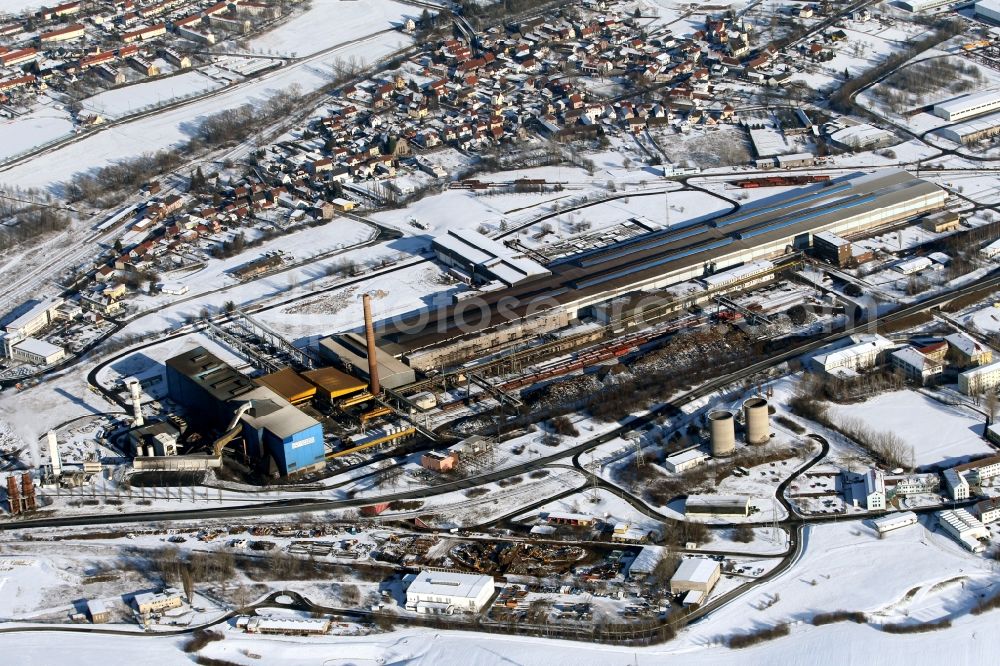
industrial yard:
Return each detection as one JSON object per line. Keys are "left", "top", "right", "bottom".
{"left": 4, "top": 0, "right": 1000, "bottom": 664}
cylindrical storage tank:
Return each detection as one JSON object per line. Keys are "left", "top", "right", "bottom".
{"left": 744, "top": 397, "right": 770, "bottom": 445}
{"left": 708, "top": 410, "right": 736, "bottom": 457}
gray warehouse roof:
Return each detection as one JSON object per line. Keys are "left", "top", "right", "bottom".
{"left": 385, "top": 170, "right": 945, "bottom": 352}
{"left": 318, "top": 333, "right": 416, "bottom": 389}
{"left": 166, "top": 347, "right": 256, "bottom": 402}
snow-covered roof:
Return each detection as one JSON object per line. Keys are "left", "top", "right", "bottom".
{"left": 247, "top": 616, "right": 330, "bottom": 631}
{"left": 432, "top": 228, "right": 551, "bottom": 286}
{"left": 934, "top": 89, "right": 1000, "bottom": 118}
{"left": 829, "top": 123, "right": 891, "bottom": 148}
{"left": 938, "top": 508, "right": 986, "bottom": 535}
{"left": 891, "top": 347, "right": 939, "bottom": 372}
{"left": 664, "top": 448, "right": 709, "bottom": 466}
{"left": 407, "top": 570, "right": 494, "bottom": 600}
{"left": 815, "top": 230, "right": 849, "bottom": 247}
{"left": 872, "top": 511, "right": 917, "bottom": 530}
{"left": 671, "top": 558, "right": 720, "bottom": 585}
{"left": 5, "top": 297, "right": 62, "bottom": 333}
{"left": 945, "top": 332, "right": 987, "bottom": 358}
{"left": 543, "top": 511, "right": 594, "bottom": 522}
{"left": 893, "top": 256, "right": 932, "bottom": 274}
{"left": 628, "top": 545, "right": 663, "bottom": 575}
{"left": 699, "top": 260, "right": 773, "bottom": 288}
{"left": 865, "top": 468, "right": 885, "bottom": 495}
{"left": 812, "top": 334, "right": 894, "bottom": 370}
{"left": 12, "top": 336, "right": 63, "bottom": 358}
{"left": 685, "top": 495, "right": 751, "bottom": 510}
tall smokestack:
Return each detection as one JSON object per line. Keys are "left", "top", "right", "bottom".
{"left": 363, "top": 293, "right": 380, "bottom": 396}
{"left": 129, "top": 380, "right": 144, "bottom": 428}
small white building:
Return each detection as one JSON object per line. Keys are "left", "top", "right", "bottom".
{"left": 937, "top": 508, "right": 989, "bottom": 553}
{"left": 863, "top": 469, "right": 885, "bottom": 511}
{"left": 872, "top": 511, "right": 918, "bottom": 536}
{"left": 405, "top": 571, "right": 494, "bottom": 615}
{"left": 664, "top": 448, "right": 709, "bottom": 473}
{"left": 893, "top": 256, "right": 932, "bottom": 275}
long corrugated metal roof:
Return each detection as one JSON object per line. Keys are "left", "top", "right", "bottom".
{"left": 386, "top": 170, "right": 945, "bottom": 351}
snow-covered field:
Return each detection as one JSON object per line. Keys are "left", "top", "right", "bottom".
{"left": 962, "top": 304, "right": 1000, "bottom": 335}
{"left": 80, "top": 72, "right": 224, "bottom": 119}
{"left": 0, "top": 104, "right": 73, "bottom": 161}
{"left": 829, "top": 391, "right": 995, "bottom": 468}
{"left": 0, "top": 0, "right": 41, "bottom": 14}
{"left": 248, "top": 0, "right": 415, "bottom": 57}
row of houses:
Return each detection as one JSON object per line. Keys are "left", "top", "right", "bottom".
{"left": 0, "top": 0, "right": 279, "bottom": 103}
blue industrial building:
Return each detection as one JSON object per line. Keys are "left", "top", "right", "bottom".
{"left": 164, "top": 346, "right": 326, "bottom": 476}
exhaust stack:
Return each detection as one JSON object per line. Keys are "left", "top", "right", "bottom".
{"left": 363, "top": 293, "right": 380, "bottom": 396}
{"left": 47, "top": 430, "right": 62, "bottom": 478}
{"left": 129, "top": 380, "right": 144, "bottom": 428}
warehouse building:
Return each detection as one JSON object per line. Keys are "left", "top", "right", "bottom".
{"left": 976, "top": 0, "right": 1000, "bottom": 24}
{"left": 627, "top": 545, "right": 663, "bottom": 579}
{"left": 934, "top": 90, "right": 1000, "bottom": 122}
{"left": 685, "top": 495, "right": 751, "bottom": 517}
{"left": 900, "top": 0, "right": 959, "bottom": 12}
{"left": 922, "top": 211, "right": 961, "bottom": 233}
{"left": 669, "top": 558, "right": 721, "bottom": 606}
{"left": 958, "top": 360, "right": 1000, "bottom": 395}
{"left": 939, "top": 110, "right": 1000, "bottom": 145}
{"left": 242, "top": 616, "right": 331, "bottom": 635}
{"left": 937, "top": 508, "right": 989, "bottom": 553}
{"left": 318, "top": 333, "right": 415, "bottom": 390}
{"left": 828, "top": 123, "right": 895, "bottom": 151}
{"left": 391, "top": 170, "right": 946, "bottom": 371}
{"left": 9, "top": 337, "right": 65, "bottom": 365}
{"left": 872, "top": 511, "right": 918, "bottom": 536}
{"left": 432, "top": 228, "right": 551, "bottom": 287}
{"left": 165, "top": 347, "right": 326, "bottom": 476}
{"left": 405, "top": 571, "right": 495, "bottom": 614}
{"left": 664, "top": 448, "right": 709, "bottom": 473}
